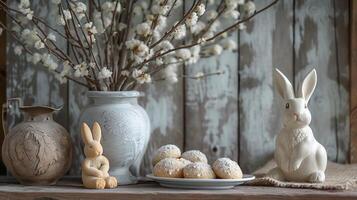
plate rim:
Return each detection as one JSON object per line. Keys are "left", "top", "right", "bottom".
{"left": 146, "top": 174, "right": 255, "bottom": 183}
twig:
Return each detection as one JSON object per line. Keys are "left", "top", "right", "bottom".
{"left": 134, "top": 0, "right": 279, "bottom": 69}
{"left": 149, "top": 0, "right": 203, "bottom": 48}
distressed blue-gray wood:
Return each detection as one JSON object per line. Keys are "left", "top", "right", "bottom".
{"left": 184, "top": 2, "right": 239, "bottom": 164}
{"left": 4, "top": 0, "right": 351, "bottom": 176}
{"left": 239, "top": 0, "right": 294, "bottom": 173}
{"left": 293, "top": 0, "right": 349, "bottom": 163}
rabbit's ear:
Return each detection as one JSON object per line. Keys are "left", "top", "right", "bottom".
{"left": 274, "top": 68, "right": 294, "bottom": 99}
{"left": 92, "top": 121, "right": 102, "bottom": 142}
{"left": 300, "top": 69, "right": 317, "bottom": 103}
{"left": 81, "top": 122, "right": 93, "bottom": 144}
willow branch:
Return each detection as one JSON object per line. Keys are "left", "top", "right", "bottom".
{"left": 134, "top": 0, "right": 279, "bottom": 69}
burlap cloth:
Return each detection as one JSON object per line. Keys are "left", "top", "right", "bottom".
{"left": 248, "top": 160, "right": 357, "bottom": 190}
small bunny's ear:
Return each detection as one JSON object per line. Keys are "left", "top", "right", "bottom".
{"left": 300, "top": 69, "right": 317, "bottom": 103}
{"left": 92, "top": 121, "right": 102, "bottom": 142}
{"left": 274, "top": 68, "right": 294, "bottom": 99}
{"left": 81, "top": 122, "right": 93, "bottom": 144}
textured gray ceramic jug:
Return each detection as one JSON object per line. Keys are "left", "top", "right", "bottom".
{"left": 79, "top": 91, "right": 150, "bottom": 185}
{"left": 2, "top": 99, "right": 73, "bottom": 185}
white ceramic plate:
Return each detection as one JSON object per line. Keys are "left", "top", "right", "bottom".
{"left": 146, "top": 174, "right": 255, "bottom": 189}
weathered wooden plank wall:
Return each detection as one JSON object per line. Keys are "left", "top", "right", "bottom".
{"left": 4, "top": 0, "right": 351, "bottom": 175}
{"left": 350, "top": 0, "right": 357, "bottom": 163}
{"left": 185, "top": 1, "right": 239, "bottom": 167}
{"left": 294, "top": 0, "right": 349, "bottom": 163}
{"left": 0, "top": 0, "right": 7, "bottom": 174}
{"left": 239, "top": 0, "right": 293, "bottom": 172}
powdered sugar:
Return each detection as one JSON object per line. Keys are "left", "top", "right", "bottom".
{"left": 181, "top": 150, "right": 208, "bottom": 163}
{"left": 212, "top": 158, "right": 242, "bottom": 179}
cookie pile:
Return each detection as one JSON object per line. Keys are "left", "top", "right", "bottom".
{"left": 152, "top": 144, "right": 243, "bottom": 179}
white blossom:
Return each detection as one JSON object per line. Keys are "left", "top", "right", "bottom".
{"left": 88, "top": 62, "right": 96, "bottom": 68}
{"left": 203, "top": 44, "right": 223, "bottom": 56}
{"left": 187, "top": 46, "right": 200, "bottom": 64}
{"left": 172, "top": 24, "right": 186, "bottom": 40}
{"left": 18, "top": 0, "right": 33, "bottom": 20}
{"left": 14, "top": 45, "right": 23, "bottom": 55}
{"left": 32, "top": 53, "right": 41, "bottom": 64}
{"left": 225, "top": 0, "right": 239, "bottom": 10}
{"left": 73, "top": 2, "right": 87, "bottom": 20}
{"left": 151, "top": 4, "right": 170, "bottom": 15}
{"left": 126, "top": 39, "right": 149, "bottom": 57}
{"left": 57, "top": 15, "right": 65, "bottom": 25}
{"left": 121, "top": 70, "right": 130, "bottom": 77}
{"left": 223, "top": 10, "right": 240, "bottom": 19}
{"left": 22, "top": 8, "right": 34, "bottom": 20}
{"left": 34, "top": 40, "right": 45, "bottom": 49}
{"left": 195, "top": 4, "right": 206, "bottom": 16}
{"left": 21, "top": 29, "right": 40, "bottom": 46}
{"left": 74, "top": 62, "right": 89, "bottom": 77}
{"left": 62, "top": 61, "right": 71, "bottom": 74}
{"left": 132, "top": 69, "right": 142, "bottom": 78}
{"left": 244, "top": 1, "right": 256, "bottom": 16}
{"left": 175, "top": 49, "right": 191, "bottom": 60}
{"left": 186, "top": 12, "right": 198, "bottom": 27}
{"left": 84, "top": 22, "right": 98, "bottom": 35}
{"left": 163, "top": 62, "right": 178, "bottom": 83}
{"left": 157, "top": 40, "right": 174, "bottom": 52}
{"left": 211, "top": 44, "right": 223, "bottom": 55}
{"left": 58, "top": 61, "right": 71, "bottom": 83}
{"left": 156, "top": 57, "right": 164, "bottom": 65}
{"left": 136, "top": 22, "right": 151, "bottom": 37}
{"left": 98, "top": 67, "right": 113, "bottom": 79}
{"left": 191, "top": 21, "right": 206, "bottom": 35}
{"left": 151, "top": 30, "right": 161, "bottom": 43}
{"left": 63, "top": 10, "right": 72, "bottom": 20}
{"left": 221, "top": 38, "right": 237, "bottom": 50}
{"left": 136, "top": 73, "right": 152, "bottom": 84}
{"left": 126, "top": 39, "right": 150, "bottom": 63}
{"left": 155, "top": 16, "right": 167, "bottom": 31}
{"left": 46, "top": 33, "right": 56, "bottom": 41}
{"left": 238, "top": 23, "right": 246, "bottom": 30}
{"left": 41, "top": 53, "right": 58, "bottom": 70}
{"left": 84, "top": 22, "right": 97, "bottom": 42}
{"left": 102, "top": 1, "right": 121, "bottom": 13}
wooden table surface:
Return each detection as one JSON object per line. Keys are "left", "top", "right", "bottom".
{"left": 0, "top": 178, "right": 357, "bottom": 200}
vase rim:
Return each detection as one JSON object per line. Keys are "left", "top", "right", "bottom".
{"left": 87, "top": 91, "right": 144, "bottom": 98}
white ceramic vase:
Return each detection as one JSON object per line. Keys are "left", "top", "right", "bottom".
{"left": 79, "top": 91, "right": 150, "bottom": 185}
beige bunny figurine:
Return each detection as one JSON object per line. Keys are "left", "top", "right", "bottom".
{"left": 268, "top": 68, "right": 327, "bottom": 183}
{"left": 81, "top": 122, "right": 118, "bottom": 189}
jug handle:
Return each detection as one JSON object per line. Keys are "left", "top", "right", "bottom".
{"left": 2, "top": 98, "right": 23, "bottom": 137}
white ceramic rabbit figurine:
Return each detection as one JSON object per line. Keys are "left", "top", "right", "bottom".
{"left": 268, "top": 68, "right": 327, "bottom": 183}
{"left": 81, "top": 122, "right": 118, "bottom": 189}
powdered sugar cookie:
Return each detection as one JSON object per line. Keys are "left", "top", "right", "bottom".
{"left": 153, "top": 158, "right": 190, "bottom": 178}
{"left": 183, "top": 162, "right": 216, "bottom": 179}
{"left": 213, "top": 158, "right": 243, "bottom": 179}
{"left": 152, "top": 144, "right": 181, "bottom": 166}
{"left": 181, "top": 150, "right": 208, "bottom": 163}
